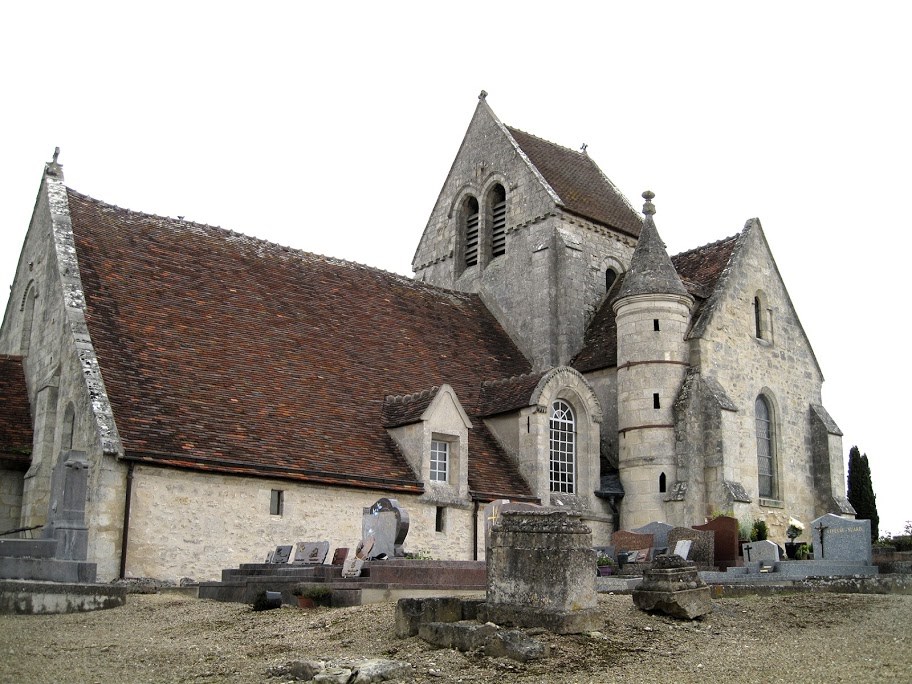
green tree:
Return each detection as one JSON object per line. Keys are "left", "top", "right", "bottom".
{"left": 847, "top": 445, "right": 879, "bottom": 541}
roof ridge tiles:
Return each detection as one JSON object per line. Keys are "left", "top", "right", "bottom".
{"left": 65, "top": 186, "right": 460, "bottom": 294}
{"left": 672, "top": 232, "right": 740, "bottom": 259}
{"left": 505, "top": 124, "right": 587, "bottom": 157}
{"left": 481, "top": 370, "right": 542, "bottom": 387}
{"left": 384, "top": 386, "right": 440, "bottom": 404}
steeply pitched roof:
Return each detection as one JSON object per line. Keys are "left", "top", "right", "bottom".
{"left": 615, "top": 200, "right": 690, "bottom": 300}
{"left": 66, "top": 189, "right": 533, "bottom": 498}
{"left": 506, "top": 126, "right": 642, "bottom": 238}
{"left": 477, "top": 371, "right": 549, "bottom": 417}
{"left": 0, "top": 355, "right": 32, "bottom": 467}
{"left": 573, "top": 234, "right": 740, "bottom": 373}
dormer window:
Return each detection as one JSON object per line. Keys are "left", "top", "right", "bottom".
{"left": 464, "top": 197, "right": 480, "bottom": 267}
{"left": 430, "top": 439, "right": 449, "bottom": 482}
{"left": 489, "top": 184, "right": 507, "bottom": 258}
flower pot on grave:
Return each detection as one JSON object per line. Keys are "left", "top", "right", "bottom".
{"left": 785, "top": 542, "right": 800, "bottom": 559}
{"left": 598, "top": 565, "right": 614, "bottom": 577}
{"left": 297, "top": 596, "right": 316, "bottom": 609}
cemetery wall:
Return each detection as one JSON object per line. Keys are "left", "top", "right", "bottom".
{"left": 124, "top": 466, "right": 481, "bottom": 582}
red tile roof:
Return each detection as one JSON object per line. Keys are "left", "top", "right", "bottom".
{"left": 477, "top": 372, "right": 548, "bottom": 417}
{"left": 507, "top": 126, "right": 642, "bottom": 238}
{"left": 0, "top": 355, "right": 32, "bottom": 467}
{"left": 66, "top": 189, "right": 533, "bottom": 498}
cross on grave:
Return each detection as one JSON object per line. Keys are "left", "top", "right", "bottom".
{"left": 815, "top": 522, "right": 829, "bottom": 558}
{"left": 743, "top": 543, "right": 753, "bottom": 562}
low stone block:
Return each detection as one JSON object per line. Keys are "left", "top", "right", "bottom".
{"left": 632, "top": 587, "right": 712, "bottom": 620}
{"left": 395, "top": 596, "right": 465, "bottom": 637}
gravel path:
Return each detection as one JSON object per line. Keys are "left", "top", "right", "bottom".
{"left": 1, "top": 591, "right": 909, "bottom": 683}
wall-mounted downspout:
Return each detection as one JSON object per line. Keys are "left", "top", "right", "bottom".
{"left": 472, "top": 499, "right": 480, "bottom": 561}
{"left": 119, "top": 461, "right": 134, "bottom": 579}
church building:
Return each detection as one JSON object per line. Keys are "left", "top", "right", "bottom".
{"left": 0, "top": 95, "right": 853, "bottom": 582}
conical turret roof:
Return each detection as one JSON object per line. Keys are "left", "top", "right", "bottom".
{"left": 616, "top": 191, "right": 690, "bottom": 300}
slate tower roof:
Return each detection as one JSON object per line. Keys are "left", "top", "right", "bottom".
{"left": 615, "top": 191, "right": 690, "bottom": 300}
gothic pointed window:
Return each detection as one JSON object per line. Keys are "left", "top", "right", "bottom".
{"left": 489, "top": 184, "right": 506, "bottom": 258}
{"left": 549, "top": 400, "right": 576, "bottom": 493}
{"left": 755, "top": 396, "right": 775, "bottom": 498}
{"left": 464, "top": 196, "right": 480, "bottom": 267}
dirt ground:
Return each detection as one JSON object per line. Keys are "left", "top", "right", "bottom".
{"left": 1, "top": 591, "right": 910, "bottom": 683}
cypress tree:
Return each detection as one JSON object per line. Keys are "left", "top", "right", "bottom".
{"left": 847, "top": 445, "right": 879, "bottom": 541}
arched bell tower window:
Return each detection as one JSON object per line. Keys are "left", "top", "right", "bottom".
{"left": 755, "top": 395, "right": 776, "bottom": 498}
{"left": 488, "top": 184, "right": 507, "bottom": 259}
{"left": 464, "top": 196, "right": 480, "bottom": 268}
{"left": 659, "top": 472, "right": 667, "bottom": 493}
{"left": 606, "top": 268, "right": 618, "bottom": 292}
{"left": 753, "top": 290, "right": 772, "bottom": 342}
{"left": 549, "top": 400, "right": 576, "bottom": 493}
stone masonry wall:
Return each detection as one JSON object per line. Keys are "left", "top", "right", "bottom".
{"left": 125, "top": 466, "right": 485, "bottom": 582}
{"left": 0, "top": 467, "right": 24, "bottom": 532}
{"left": 689, "top": 221, "right": 832, "bottom": 542}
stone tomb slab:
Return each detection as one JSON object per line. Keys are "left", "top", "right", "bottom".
{"left": 667, "top": 528, "right": 714, "bottom": 568}
{"left": 293, "top": 541, "right": 330, "bottom": 565}
{"left": 672, "top": 539, "right": 692, "bottom": 560}
{"left": 741, "top": 539, "right": 779, "bottom": 565}
{"left": 812, "top": 514, "right": 872, "bottom": 564}
{"left": 694, "top": 516, "right": 739, "bottom": 567}
{"left": 610, "top": 531, "right": 654, "bottom": 562}
{"left": 362, "top": 498, "right": 410, "bottom": 559}
{"left": 330, "top": 548, "right": 349, "bottom": 565}
{"left": 632, "top": 521, "right": 674, "bottom": 554}
{"left": 266, "top": 545, "right": 292, "bottom": 564}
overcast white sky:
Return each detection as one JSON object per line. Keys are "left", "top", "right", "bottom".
{"left": 2, "top": 2, "right": 909, "bottom": 535}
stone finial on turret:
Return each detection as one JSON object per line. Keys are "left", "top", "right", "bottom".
{"left": 478, "top": 90, "right": 488, "bottom": 100}
{"left": 45, "top": 147, "right": 64, "bottom": 180}
{"left": 642, "top": 190, "right": 655, "bottom": 216}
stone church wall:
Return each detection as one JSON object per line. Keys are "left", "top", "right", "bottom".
{"left": 124, "top": 466, "right": 484, "bottom": 582}
{"left": 689, "top": 223, "right": 833, "bottom": 541}
{"left": 0, "top": 467, "right": 24, "bottom": 532}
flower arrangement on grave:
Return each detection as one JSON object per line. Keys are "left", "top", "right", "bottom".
{"left": 595, "top": 554, "right": 617, "bottom": 576}
{"left": 751, "top": 519, "right": 768, "bottom": 541}
{"left": 786, "top": 517, "right": 804, "bottom": 540}
{"left": 292, "top": 584, "right": 332, "bottom": 608}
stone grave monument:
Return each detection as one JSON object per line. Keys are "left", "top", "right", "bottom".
{"left": 811, "top": 514, "right": 872, "bottom": 564}
{"left": 694, "top": 515, "right": 739, "bottom": 568}
{"left": 293, "top": 541, "right": 330, "bottom": 565}
{"left": 362, "top": 498, "right": 409, "bottom": 559}
{"left": 610, "top": 530, "right": 654, "bottom": 563}
{"left": 667, "top": 527, "right": 715, "bottom": 568}
{"left": 632, "top": 521, "right": 674, "bottom": 555}
{"left": 741, "top": 539, "right": 779, "bottom": 566}
{"left": 487, "top": 510, "right": 600, "bottom": 634}
{"left": 482, "top": 499, "right": 541, "bottom": 551}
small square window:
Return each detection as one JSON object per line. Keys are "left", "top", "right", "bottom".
{"left": 270, "top": 489, "right": 284, "bottom": 516}
{"left": 430, "top": 440, "right": 449, "bottom": 482}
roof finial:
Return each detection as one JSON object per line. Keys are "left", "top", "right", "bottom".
{"left": 642, "top": 190, "right": 655, "bottom": 216}
{"left": 45, "top": 146, "right": 64, "bottom": 179}
{"left": 580, "top": 143, "right": 588, "bottom": 154}
{"left": 478, "top": 89, "right": 488, "bottom": 100}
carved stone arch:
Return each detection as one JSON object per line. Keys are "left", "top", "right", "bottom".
{"left": 598, "top": 256, "right": 625, "bottom": 296}
{"left": 530, "top": 367, "right": 602, "bottom": 424}
{"left": 19, "top": 279, "right": 38, "bottom": 356}
{"left": 448, "top": 185, "right": 482, "bottom": 275}
{"left": 481, "top": 174, "right": 509, "bottom": 264}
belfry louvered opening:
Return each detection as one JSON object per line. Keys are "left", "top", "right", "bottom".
{"left": 464, "top": 196, "right": 480, "bottom": 267}
{"left": 490, "top": 184, "right": 507, "bottom": 258}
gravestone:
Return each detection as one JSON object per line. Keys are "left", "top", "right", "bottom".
{"left": 45, "top": 450, "right": 91, "bottom": 560}
{"left": 742, "top": 539, "right": 779, "bottom": 565}
{"left": 330, "top": 547, "right": 349, "bottom": 565}
{"left": 266, "top": 545, "right": 293, "bottom": 564}
{"left": 694, "top": 516, "right": 739, "bottom": 568}
{"left": 672, "top": 539, "right": 692, "bottom": 560}
{"left": 341, "top": 556, "right": 364, "bottom": 578}
{"left": 362, "top": 498, "right": 410, "bottom": 558}
{"left": 293, "top": 541, "right": 330, "bottom": 565}
{"left": 610, "top": 530, "right": 654, "bottom": 562}
{"left": 482, "top": 499, "right": 542, "bottom": 551}
{"left": 487, "top": 510, "right": 599, "bottom": 634}
{"left": 667, "top": 527, "right": 715, "bottom": 568}
{"left": 632, "top": 521, "right": 674, "bottom": 554}
{"left": 811, "top": 514, "right": 872, "bottom": 563}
